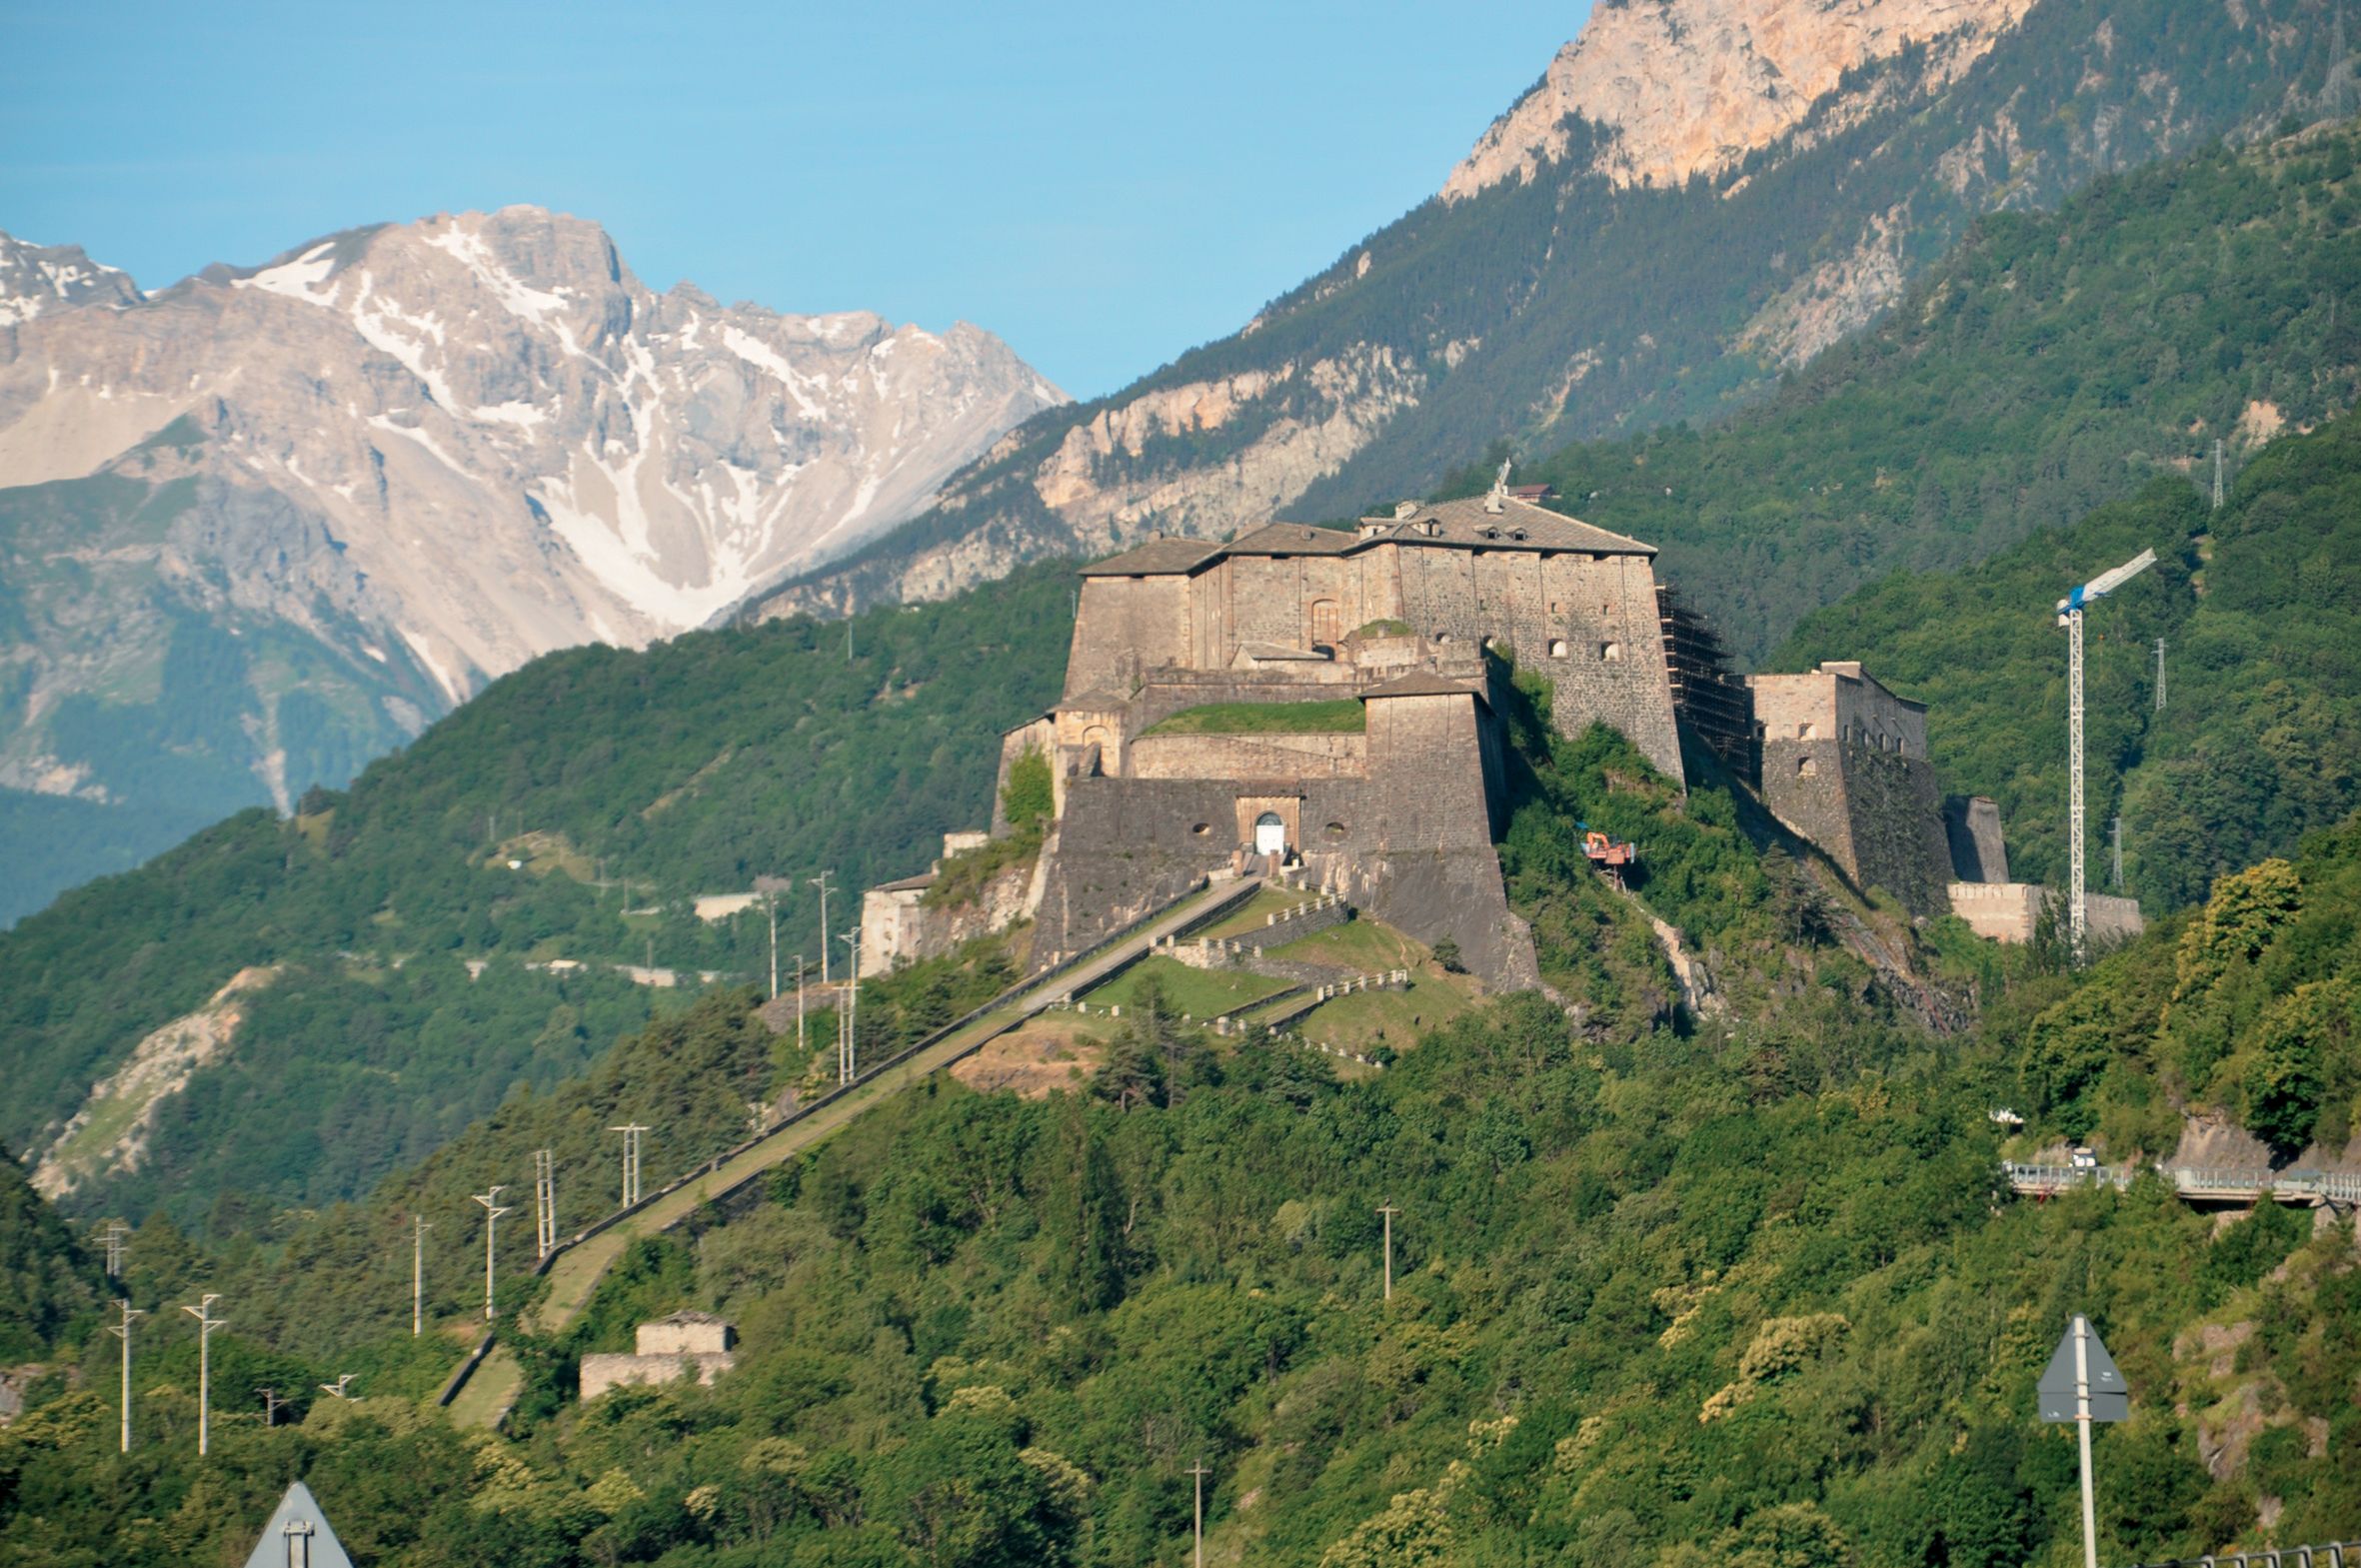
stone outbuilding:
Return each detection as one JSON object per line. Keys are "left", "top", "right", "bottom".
{"left": 579, "top": 1311, "right": 737, "bottom": 1402}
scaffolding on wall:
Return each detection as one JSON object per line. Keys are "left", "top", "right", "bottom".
{"left": 1656, "top": 587, "right": 1754, "bottom": 780}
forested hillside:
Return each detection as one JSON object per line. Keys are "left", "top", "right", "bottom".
{"left": 5, "top": 782, "right": 2354, "bottom": 1568}
{"left": 1512, "top": 118, "right": 2361, "bottom": 660}
{"left": 0, "top": 564, "right": 1073, "bottom": 1228}
{"left": 1763, "top": 402, "right": 2361, "bottom": 912}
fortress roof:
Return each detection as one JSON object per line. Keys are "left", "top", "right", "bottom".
{"left": 1226, "top": 523, "right": 1361, "bottom": 556}
{"left": 1074, "top": 499, "right": 1656, "bottom": 580}
{"left": 1362, "top": 496, "right": 1657, "bottom": 557}
{"left": 1360, "top": 672, "right": 1490, "bottom": 706}
{"left": 1077, "top": 538, "right": 1228, "bottom": 576}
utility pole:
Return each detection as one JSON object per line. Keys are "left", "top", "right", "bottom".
{"left": 2154, "top": 639, "right": 2167, "bottom": 710}
{"left": 808, "top": 872, "right": 835, "bottom": 983}
{"left": 534, "top": 1150, "right": 557, "bottom": 1259}
{"left": 796, "top": 955, "right": 808, "bottom": 1056}
{"left": 106, "top": 1300, "right": 143, "bottom": 1452}
{"left": 611, "top": 1124, "right": 648, "bottom": 1207}
{"left": 102, "top": 1221, "right": 129, "bottom": 1277}
{"left": 412, "top": 1216, "right": 431, "bottom": 1336}
{"left": 1376, "top": 1203, "right": 1399, "bottom": 1299}
{"left": 2213, "top": 438, "right": 2225, "bottom": 509}
{"left": 318, "top": 1374, "right": 356, "bottom": 1400}
{"left": 2111, "top": 817, "right": 2124, "bottom": 893}
{"left": 767, "top": 889, "right": 780, "bottom": 999}
{"left": 839, "top": 928, "right": 861, "bottom": 1083}
{"left": 1187, "top": 1458, "right": 1211, "bottom": 1568}
{"left": 2056, "top": 549, "right": 2156, "bottom": 961}
{"left": 472, "top": 1188, "right": 511, "bottom": 1321}
{"left": 258, "top": 1387, "right": 292, "bottom": 1427}
{"left": 183, "top": 1294, "right": 226, "bottom": 1456}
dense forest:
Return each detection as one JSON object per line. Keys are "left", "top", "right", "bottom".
{"left": 0, "top": 562, "right": 1074, "bottom": 1228}
{"left": 3, "top": 745, "right": 2354, "bottom": 1568}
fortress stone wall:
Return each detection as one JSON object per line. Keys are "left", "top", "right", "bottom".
{"left": 879, "top": 491, "right": 1676, "bottom": 987}
{"left": 1750, "top": 662, "right": 1954, "bottom": 918}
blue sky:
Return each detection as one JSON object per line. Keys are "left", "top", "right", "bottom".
{"left": 1, "top": 2, "right": 1586, "bottom": 400}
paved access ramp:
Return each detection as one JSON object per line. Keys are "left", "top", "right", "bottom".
{"left": 444, "top": 874, "right": 1259, "bottom": 1428}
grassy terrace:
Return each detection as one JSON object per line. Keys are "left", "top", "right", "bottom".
{"left": 1138, "top": 700, "right": 1364, "bottom": 737}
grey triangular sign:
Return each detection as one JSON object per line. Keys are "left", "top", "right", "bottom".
{"left": 242, "top": 1481, "right": 353, "bottom": 1568}
{"left": 2037, "top": 1316, "right": 2129, "bottom": 1422}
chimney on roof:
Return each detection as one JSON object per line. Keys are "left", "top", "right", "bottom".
{"left": 1394, "top": 501, "right": 1418, "bottom": 520}
{"left": 1484, "top": 456, "right": 1510, "bottom": 514}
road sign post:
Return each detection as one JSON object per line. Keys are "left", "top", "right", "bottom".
{"left": 2039, "top": 1315, "right": 2128, "bottom": 1568}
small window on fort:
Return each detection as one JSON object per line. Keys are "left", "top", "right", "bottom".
{"left": 1601, "top": 642, "right": 1623, "bottom": 662}
{"left": 1324, "top": 821, "right": 1346, "bottom": 840}
{"left": 1798, "top": 756, "right": 1818, "bottom": 778}
{"left": 1895, "top": 738, "right": 1907, "bottom": 756}
{"left": 1549, "top": 640, "right": 1568, "bottom": 658}
{"left": 1798, "top": 723, "right": 1816, "bottom": 740}
{"left": 1433, "top": 632, "right": 1450, "bottom": 643}
{"left": 1190, "top": 822, "right": 1210, "bottom": 835}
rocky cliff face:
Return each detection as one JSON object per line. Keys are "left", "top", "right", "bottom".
{"left": 1442, "top": 0, "right": 2039, "bottom": 199}
{"left": 747, "top": 0, "right": 2318, "bottom": 635}
{"left": 0, "top": 208, "right": 1063, "bottom": 919}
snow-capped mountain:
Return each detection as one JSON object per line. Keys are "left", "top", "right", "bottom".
{"left": 0, "top": 207, "right": 1066, "bottom": 921}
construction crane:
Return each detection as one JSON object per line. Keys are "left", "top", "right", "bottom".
{"left": 2055, "top": 548, "right": 2155, "bottom": 960}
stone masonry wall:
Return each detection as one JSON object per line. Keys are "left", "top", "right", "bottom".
{"left": 1030, "top": 690, "right": 1539, "bottom": 984}
{"left": 1066, "top": 574, "right": 1187, "bottom": 700}
{"left": 1760, "top": 738, "right": 1856, "bottom": 870}
{"left": 1393, "top": 545, "right": 1682, "bottom": 783}
{"left": 1762, "top": 737, "right": 1951, "bottom": 916}
{"left": 1129, "top": 731, "right": 1368, "bottom": 780}
{"left": 1837, "top": 746, "right": 1954, "bottom": 918}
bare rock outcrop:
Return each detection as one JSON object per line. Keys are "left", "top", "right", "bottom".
{"left": 1442, "top": 0, "right": 2038, "bottom": 199}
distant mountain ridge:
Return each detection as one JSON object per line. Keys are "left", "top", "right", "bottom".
{"left": 0, "top": 207, "right": 1065, "bottom": 922}
{"left": 747, "top": 0, "right": 2330, "bottom": 631}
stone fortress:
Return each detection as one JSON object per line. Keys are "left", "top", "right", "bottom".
{"left": 995, "top": 481, "right": 1685, "bottom": 984}
{"left": 858, "top": 477, "right": 2137, "bottom": 983}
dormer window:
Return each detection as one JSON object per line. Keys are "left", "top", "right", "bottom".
{"left": 1508, "top": 528, "right": 1527, "bottom": 541}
